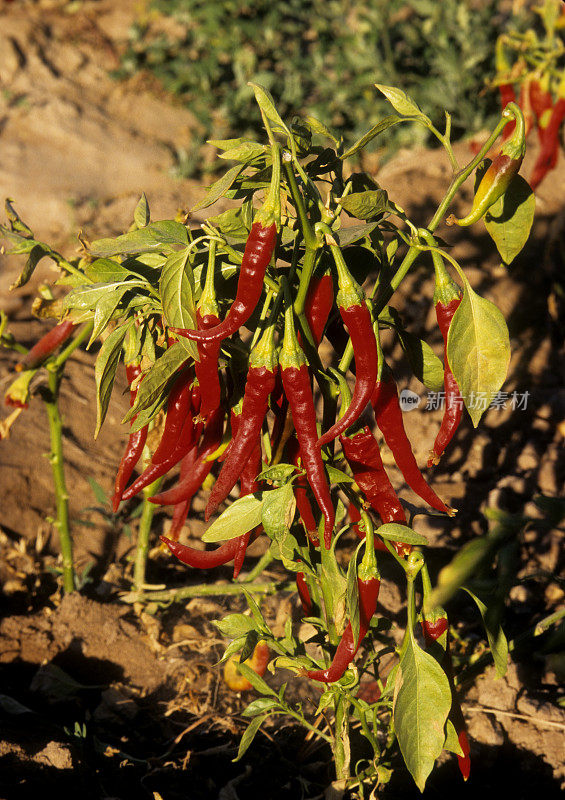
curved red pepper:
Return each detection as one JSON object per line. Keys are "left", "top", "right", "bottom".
{"left": 194, "top": 309, "right": 223, "bottom": 419}
{"left": 317, "top": 302, "right": 378, "bottom": 448}
{"left": 341, "top": 427, "right": 406, "bottom": 525}
{"left": 428, "top": 297, "right": 463, "bottom": 467}
{"left": 300, "top": 271, "right": 334, "bottom": 347}
{"left": 112, "top": 363, "right": 148, "bottom": 512}
{"left": 306, "top": 573, "right": 380, "bottom": 683}
{"left": 161, "top": 529, "right": 260, "bottom": 569}
{"left": 371, "top": 373, "right": 453, "bottom": 515}
{"left": 149, "top": 407, "right": 224, "bottom": 506}
{"left": 287, "top": 435, "right": 320, "bottom": 546}
{"left": 165, "top": 448, "right": 200, "bottom": 541}
{"left": 150, "top": 368, "right": 193, "bottom": 465}
{"left": 282, "top": 363, "right": 335, "bottom": 548}
{"left": 296, "top": 572, "right": 312, "bottom": 616}
{"left": 17, "top": 319, "right": 77, "bottom": 371}
{"left": 529, "top": 98, "right": 565, "bottom": 189}
{"left": 205, "top": 364, "right": 275, "bottom": 520}
{"left": 172, "top": 221, "right": 277, "bottom": 343}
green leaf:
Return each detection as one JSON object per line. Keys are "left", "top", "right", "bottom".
{"left": 233, "top": 714, "right": 267, "bottom": 762}
{"left": 426, "top": 537, "right": 495, "bottom": 612}
{"left": 262, "top": 484, "right": 299, "bottom": 570}
{"left": 133, "top": 193, "right": 150, "bottom": 229}
{"left": 484, "top": 174, "right": 535, "bottom": 265}
{"left": 346, "top": 551, "right": 360, "bottom": 645}
{"left": 202, "top": 494, "right": 264, "bottom": 543}
{"left": 5, "top": 198, "right": 33, "bottom": 237}
{"left": 241, "top": 588, "right": 267, "bottom": 631}
{"left": 337, "top": 223, "right": 379, "bottom": 247}
{"left": 64, "top": 281, "right": 146, "bottom": 312}
{"left": 124, "top": 342, "right": 188, "bottom": 425}
{"left": 375, "top": 85, "right": 430, "bottom": 123}
{"left": 257, "top": 463, "right": 295, "bottom": 483}
{"left": 393, "top": 631, "right": 451, "bottom": 792}
{"left": 326, "top": 465, "right": 354, "bottom": 484}
{"left": 219, "top": 142, "right": 267, "bottom": 164}
{"left": 159, "top": 247, "right": 197, "bottom": 356}
{"left": 340, "top": 116, "right": 403, "bottom": 159}
{"left": 248, "top": 82, "right": 290, "bottom": 136}
{"left": 89, "top": 220, "right": 189, "bottom": 257}
{"left": 447, "top": 282, "right": 511, "bottom": 427}
{"left": 9, "top": 243, "right": 52, "bottom": 290}
{"left": 397, "top": 330, "right": 444, "bottom": 392}
{"left": 214, "top": 613, "right": 257, "bottom": 639}
{"left": 239, "top": 629, "right": 260, "bottom": 664}
{"left": 305, "top": 115, "right": 339, "bottom": 145}
{"left": 242, "top": 697, "right": 279, "bottom": 718}
{"left": 463, "top": 588, "right": 508, "bottom": 677}
{"left": 377, "top": 523, "right": 428, "bottom": 546}
{"left": 87, "top": 286, "right": 130, "bottom": 347}
{"left": 190, "top": 164, "right": 245, "bottom": 213}
{"left": 236, "top": 662, "right": 277, "bottom": 697}
{"left": 218, "top": 636, "right": 246, "bottom": 665}
{"left": 341, "top": 190, "right": 389, "bottom": 220}
{"left": 84, "top": 258, "right": 131, "bottom": 283}
{"left": 444, "top": 718, "right": 464, "bottom": 757}
{"left": 94, "top": 323, "right": 130, "bottom": 437}
{"left": 87, "top": 477, "right": 108, "bottom": 506}
{"left": 207, "top": 207, "right": 251, "bottom": 241}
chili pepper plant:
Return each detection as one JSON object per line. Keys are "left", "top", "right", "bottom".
{"left": 0, "top": 82, "right": 535, "bottom": 793}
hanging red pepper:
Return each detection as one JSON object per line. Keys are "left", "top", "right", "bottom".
{"left": 449, "top": 103, "right": 526, "bottom": 226}
{"left": 149, "top": 407, "right": 224, "bottom": 506}
{"left": 428, "top": 258, "right": 463, "bottom": 468}
{"left": 150, "top": 368, "right": 193, "bottom": 465}
{"left": 317, "top": 238, "right": 378, "bottom": 448}
{"left": 233, "top": 409, "right": 263, "bottom": 578}
{"left": 529, "top": 74, "right": 553, "bottom": 125}
{"left": 17, "top": 319, "right": 77, "bottom": 371}
{"left": 299, "top": 271, "right": 334, "bottom": 348}
{"left": 164, "top": 448, "right": 200, "bottom": 542}
{"left": 172, "top": 146, "right": 281, "bottom": 344}
{"left": 193, "top": 240, "right": 223, "bottom": 419}
{"left": 286, "top": 434, "right": 320, "bottom": 546}
{"left": 121, "top": 384, "right": 203, "bottom": 502}
{"left": 529, "top": 97, "right": 565, "bottom": 189}
{"left": 341, "top": 426, "right": 407, "bottom": 526}
{"left": 371, "top": 368, "right": 453, "bottom": 515}
{"left": 205, "top": 313, "right": 277, "bottom": 520}
{"left": 280, "top": 282, "right": 335, "bottom": 548}
{"left": 161, "top": 528, "right": 260, "bottom": 570}
{"left": 307, "top": 519, "right": 380, "bottom": 683}
{"left": 296, "top": 572, "right": 312, "bottom": 616}
{"left": 112, "top": 362, "right": 149, "bottom": 512}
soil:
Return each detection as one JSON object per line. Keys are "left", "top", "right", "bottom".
{"left": 0, "top": 2, "right": 563, "bottom": 799}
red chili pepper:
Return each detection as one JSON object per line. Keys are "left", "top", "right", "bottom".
{"left": 233, "top": 416, "right": 263, "bottom": 578}
{"left": 341, "top": 427, "right": 406, "bottom": 526}
{"left": 112, "top": 363, "right": 149, "bottom": 512}
{"left": 529, "top": 76, "right": 553, "bottom": 123}
{"left": 121, "top": 393, "right": 202, "bottom": 502}
{"left": 150, "top": 368, "right": 193, "bottom": 465}
{"left": 280, "top": 288, "right": 335, "bottom": 548}
{"left": 296, "top": 572, "right": 312, "bottom": 616}
{"left": 163, "top": 448, "right": 200, "bottom": 542}
{"left": 149, "top": 407, "right": 224, "bottom": 506}
{"left": 300, "top": 271, "right": 334, "bottom": 348}
{"left": 529, "top": 98, "right": 565, "bottom": 189}
{"left": 286, "top": 435, "right": 320, "bottom": 546}
{"left": 205, "top": 317, "right": 277, "bottom": 520}
{"left": 17, "top": 319, "right": 77, "bottom": 371}
{"left": 172, "top": 149, "right": 281, "bottom": 344}
{"left": 307, "top": 560, "right": 380, "bottom": 683}
{"left": 160, "top": 529, "right": 260, "bottom": 570}
{"left": 428, "top": 295, "right": 463, "bottom": 468}
{"left": 371, "top": 371, "right": 453, "bottom": 515}
{"left": 194, "top": 309, "right": 223, "bottom": 419}
{"left": 317, "top": 243, "right": 378, "bottom": 448}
